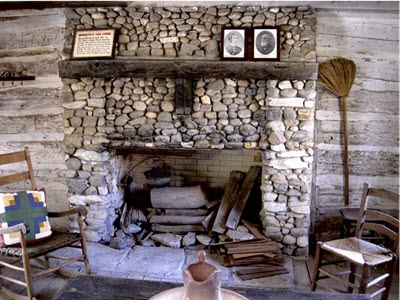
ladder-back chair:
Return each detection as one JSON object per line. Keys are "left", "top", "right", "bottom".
{"left": 0, "top": 147, "right": 90, "bottom": 300}
{"left": 311, "top": 182, "right": 399, "bottom": 300}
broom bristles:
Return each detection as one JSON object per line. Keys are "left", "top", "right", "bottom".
{"left": 318, "top": 57, "right": 356, "bottom": 97}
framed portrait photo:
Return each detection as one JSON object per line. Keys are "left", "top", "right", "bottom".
{"left": 251, "top": 27, "right": 280, "bottom": 61}
{"left": 221, "top": 27, "right": 247, "bottom": 60}
{"left": 71, "top": 28, "right": 117, "bottom": 59}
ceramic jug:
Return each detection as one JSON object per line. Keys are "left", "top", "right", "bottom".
{"left": 182, "top": 251, "right": 223, "bottom": 300}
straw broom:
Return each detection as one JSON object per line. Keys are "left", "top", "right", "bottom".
{"left": 318, "top": 58, "right": 356, "bottom": 206}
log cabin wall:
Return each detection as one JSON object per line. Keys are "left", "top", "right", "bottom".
{"left": 0, "top": 1, "right": 398, "bottom": 256}
{"left": 313, "top": 2, "right": 399, "bottom": 242}
{"left": 0, "top": 8, "right": 69, "bottom": 230}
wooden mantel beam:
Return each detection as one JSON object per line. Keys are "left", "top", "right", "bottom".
{"left": 59, "top": 59, "right": 318, "bottom": 80}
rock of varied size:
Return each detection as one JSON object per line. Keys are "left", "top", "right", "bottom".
{"left": 282, "top": 234, "right": 296, "bottom": 245}
{"left": 226, "top": 229, "right": 255, "bottom": 241}
{"left": 262, "top": 216, "right": 280, "bottom": 227}
{"left": 266, "top": 108, "right": 282, "bottom": 121}
{"left": 66, "top": 157, "right": 81, "bottom": 171}
{"left": 196, "top": 235, "right": 213, "bottom": 245}
{"left": 151, "top": 233, "right": 182, "bottom": 248}
{"left": 157, "top": 111, "right": 172, "bottom": 122}
{"left": 63, "top": 101, "right": 87, "bottom": 110}
{"left": 280, "top": 88, "right": 297, "bottom": 98}
{"left": 88, "top": 98, "right": 105, "bottom": 108}
{"left": 138, "top": 124, "right": 154, "bottom": 137}
{"left": 141, "top": 240, "right": 156, "bottom": 247}
{"left": 115, "top": 114, "right": 130, "bottom": 126}
{"left": 239, "top": 124, "right": 257, "bottom": 136}
{"left": 182, "top": 232, "right": 196, "bottom": 246}
{"left": 264, "top": 227, "right": 283, "bottom": 242}
{"left": 122, "top": 223, "right": 142, "bottom": 235}
{"left": 67, "top": 178, "right": 87, "bottom": 194}
{"left": 161, "top": 101, "right": 174, "bottom": 112}
{"left": 291, "top": 130, "right": 313, "bottom": 142}
{"left": 110, "top": 237, "right": 127, "bottom": 249}
{"left": 268, "top": 132, "right": 286, "bottom": 145}
{"left": 194, "top": 140, "right": 210, "bottom": 148}
{"left": 206, "top": 79, "right": 224, "bottom": 91}
{"left": 74, "top": 149, "right": 110, "bottom": 161}
{"left": 89, "top": 87, "right": 106, "bottom": 98}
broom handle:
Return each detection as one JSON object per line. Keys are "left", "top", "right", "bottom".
{"left": 341, "top": 96, "right": 350, "bottom": 206}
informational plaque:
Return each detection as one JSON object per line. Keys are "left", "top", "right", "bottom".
{"left": 71, "top": 29, "right": 116, "bottom": 59}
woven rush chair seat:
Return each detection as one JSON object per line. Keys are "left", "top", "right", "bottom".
{"left": 321, "top": 237, "right": 393, "bottom": 266}
{"left": 0, "top": 231, "right": 82, "bottom": 258}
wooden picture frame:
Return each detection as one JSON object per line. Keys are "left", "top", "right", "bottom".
{"left": 251, "top": 27, "right": 280, "bottom": 61}
{"left": 221, "top": 27, "right": 247, "bottom": 60}
{"left": 71, "top": 29, "right": 117, "bottom": 59}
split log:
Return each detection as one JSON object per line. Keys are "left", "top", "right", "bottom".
{"left": 164, "top": 209, "right": 208, "bottom": 216}
{"left": 234, "top": 265, "right": 288, "bottom": 274}
{"left": 212, "top": 171, "right": 244, "bottom": 234}
{"left": 120, "top": 204, "right": 146, "bottom": 227}
{"left": 202, "top": 206, "right": 219, "bottom": 232}
{"left": 226, "top": 166, "right": 261, "bottom": 230}
{"left": 223, "top": 254, "right": 285, "bottom": 267}
{"left": 149, "top": 215, "right": 205, "bottom": 224}
{"left": 225, "top": 244, "right": 280, "bottom": 254}
{"left": 205, "top": 199, "right": 221, "bottom": 209}
{"left": 231, "top": 252, "right": 277, "bottom": 259}
{"left": 241, "top": 220, "right": 268, "bottom": 240}
{"left": 150, "top": 185, "right": 209, "bottom": 209}
{"left": 235, "top": 266, "right": 289, "bottom": 280}
{"left": 151, "top": 224, "right": 205, "bottom": 234}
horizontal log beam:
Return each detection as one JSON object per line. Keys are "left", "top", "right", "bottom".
{"left": 151, "top": 224, "right": 205, "bottom": 234}
{"left": 59, "top": 59, "right": 318, "bottom": 80}
{"left": 0, "top": 1, "right": 129, "bottom": 10}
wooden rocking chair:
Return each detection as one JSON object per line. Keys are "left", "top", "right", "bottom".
{"left": 311, "top": 182, "right": 399, "bottom": 300}
{"left": 0, "top": 147, "right": 90, "bottom": 300}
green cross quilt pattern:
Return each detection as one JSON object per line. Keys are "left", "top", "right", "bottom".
{"left": 0, "top": 190, "right": 52, "bottom": 246}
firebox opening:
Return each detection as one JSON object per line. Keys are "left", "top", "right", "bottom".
{"left": 111, "top": 149, "right": 264, "bottom": 250}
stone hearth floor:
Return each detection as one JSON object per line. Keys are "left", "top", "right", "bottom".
{"left": 1, "top": 241, "right": 398, "bottom": 300}
{"left": 60, "top": 242, "right": 295, "bottom": 289}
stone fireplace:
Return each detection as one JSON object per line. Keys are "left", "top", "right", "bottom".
{"left": 60, "top": 4, "right": 317, "bottom": 256}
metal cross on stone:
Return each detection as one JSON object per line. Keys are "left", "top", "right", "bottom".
{"left": 175, "top": 78, "right": 193, "bottom": 115}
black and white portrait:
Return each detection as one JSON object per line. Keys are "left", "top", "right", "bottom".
{"left": 221, "top": 28, "right": 246, "bottom": 59}
{"left": 256, "top": 31, "right": 275, "bottom": 55}
{"left": 252, "top": 27, "right": 280, "bottom": 60}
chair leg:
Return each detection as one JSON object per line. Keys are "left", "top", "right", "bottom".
{"left": 0, "top": 264, "right": 3, "bottom": 288}
{"left": 81, "top": 240, "right": 91, "bottom": 274}
{"left": 358, "top": 264, "right": 370, "bottom": 295}
{"left": 311, "top": 242, "right": 323, "bottom": 291}
{"left": 347, "top": 262, "right": 357, "bottom": 293}
{"left": 381, "top": 256, "right": 398, "bottom": 300}
{"left": 77, "top": 213, "right": 91, "bottom": 274}
{"left": 339, "top": 220, "right": 347, "bottom": 238}
{"left": 22, "top": 250, "right": 34, "bottom": 299}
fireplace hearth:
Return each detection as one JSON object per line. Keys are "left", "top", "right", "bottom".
{"left": 64, "top": 76, "right": 316, "bottom": 257}
{"left": 61, "top": 4, "right": 317, "bottom": 257}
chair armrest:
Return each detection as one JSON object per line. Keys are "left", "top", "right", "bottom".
{"left": 48, "top": 207, "right": 87, "bottom": 218}
{"left": 0, "top": 223, "right": 27, "bottom": 235}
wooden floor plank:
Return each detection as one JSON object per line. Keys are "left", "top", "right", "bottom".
{"left": 292, "top": 259, "right": 311, "bottom": 290}
{"left": 0, "top": 251, "right": 398, "bottom": 300}
{"left": 33, "top": 273, "right": 69, "bottom": 300}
